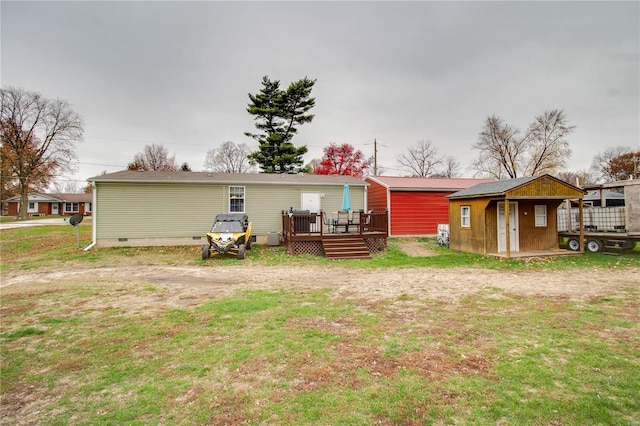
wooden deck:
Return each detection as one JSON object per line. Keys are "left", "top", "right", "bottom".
{"left": 282, "top": 211, "right": 388, "bottom": 259}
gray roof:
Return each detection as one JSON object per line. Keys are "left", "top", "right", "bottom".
{"left": 4, "top": 192, "right": 92, "bottom": 203}
{"left": 447, "top": 174, "right": 585, "bottom": 199}
{"left": 447, "top": 175, "right": 541, "bottom": 199}
{"left": 88, "top": 170, "right": 367, "bottom": 187}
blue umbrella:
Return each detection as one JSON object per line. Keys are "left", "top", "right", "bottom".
{"left": 341, "top": 184, "right": 351, "bottom": 211}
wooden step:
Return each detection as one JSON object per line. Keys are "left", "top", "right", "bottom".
{"left": 322, "top": 236, "right": 371, "bottom": 259}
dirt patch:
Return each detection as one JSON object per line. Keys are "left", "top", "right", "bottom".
{"left": 1, "top": 264, "right": 638, "bottom": 317}
{"left": 397, "top": 240, "right": 438, "bottom": 257}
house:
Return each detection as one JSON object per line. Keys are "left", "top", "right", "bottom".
{"left": 86, "top": 170, "right": 368, "bottom": 247}
{"left": 4, "top": 193, "right": 92, "bottom": 217}
{"left": 365, "top": 176, "right": 494, "bottom": 236}
{"left": 446, "top": 174, "right": 586, "bottom": 258}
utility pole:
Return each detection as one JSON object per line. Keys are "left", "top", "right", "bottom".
{"left": 374, "top": 139, "right": 378, "bottom": 176}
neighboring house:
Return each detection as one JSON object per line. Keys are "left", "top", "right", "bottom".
{"left": 4, "top": 193, "right": 92, "bottom": 217}
{"left": 446, "top": 174, "right": 586, "bottom": 258}
{"left": 87, "top": 170, "right": 368, "bottom": 247}
{"left": 365, "top": 176, "right": 494, "bottom": 236}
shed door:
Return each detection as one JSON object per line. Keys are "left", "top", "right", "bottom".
{"left": 52, "top": 204, "right": 59, "bottom": 215}
{"left": 301, "top": 192, "right": 321, "bottom": 213}
{"left": 498, "top": 202, "right": 519, "bottom": 252}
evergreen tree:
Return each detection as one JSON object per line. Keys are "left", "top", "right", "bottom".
{"left": 245, "top": 76, "right": 315, "bottom": 173}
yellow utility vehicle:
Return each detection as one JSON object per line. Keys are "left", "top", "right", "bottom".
{"left": 202, "top": 214, "right": 252, "bottom": 260}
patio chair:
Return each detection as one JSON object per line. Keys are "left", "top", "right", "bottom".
{"left": 322, "top": 211, "right": 334, "bottom": 233}
{"left": 349, "top": 209, "right": 362, "bottom": 232}
{"left": 362, "top": 209, "right": 373, "bottom": 232}
{"left": 337, "top": 211, "right": 350, "bottom": 233}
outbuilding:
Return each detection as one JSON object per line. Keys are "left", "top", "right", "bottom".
{"left": 87, "top": 170, "right": 367, "bottom": 247}
{"left": 365, "top": 176, "right": 494, "bottom": 236}
{"left": 446, "top": 174, "right": 586, "bottom": 258}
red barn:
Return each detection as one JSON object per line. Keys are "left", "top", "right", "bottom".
{"left": 365, "top": 176, "right": 494, "bottom": 236}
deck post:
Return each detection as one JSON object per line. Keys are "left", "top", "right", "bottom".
{"left": 578, "top": 199, "right": 584, "bottom": 253}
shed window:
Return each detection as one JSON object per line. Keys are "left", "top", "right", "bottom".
{"left": 461, "top": 206, "right": 471, "bottom": 228}
{"left": 534, "top": 205, "right": 547, "bottom": 227}
{"left": 229, "top": 186, "right": 245, "bottom": 213}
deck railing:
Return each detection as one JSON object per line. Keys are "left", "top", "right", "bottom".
{"left": 282, "top": 210, "right": 388, "bottom": 242}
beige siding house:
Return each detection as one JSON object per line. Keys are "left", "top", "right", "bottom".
{"left": 88, "top": 171, "right": 367, "bottom": 247}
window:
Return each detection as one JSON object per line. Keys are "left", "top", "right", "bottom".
{"left": 534, "top": 205, "right": 547, "bottom": 227}
{"left": 65, "top": 202, "right": 79, "bottom": 213}
{"left": 28, "top": 202, "right": 37, "bottom": 213}
{"left": 461, "top": 206, "right": 471, "bottom": 228}
{"left": 229, "top": 186, "right": 245, "bottom": 213}
{"left": 85, "top": 202, "right": 92, "bottom": 213}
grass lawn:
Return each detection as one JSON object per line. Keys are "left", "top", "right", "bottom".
{"left": 1, "top": 225, "right": 639, "bottom": 424}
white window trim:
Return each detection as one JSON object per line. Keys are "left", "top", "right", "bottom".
{"left": 64, "top": 202, "right": 79, "bottom": 213}
{"left": 461, "top": 206, "right": 471, "bottom": 228}
{"left": 534, "top": 205, "right": 547, "bottom": 227}
{"left": 229, "top": 186, "right": 245, "bottom": 213}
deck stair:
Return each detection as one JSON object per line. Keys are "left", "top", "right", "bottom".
{"left": 322, "top": 235, "right": 371, "bottom": 260}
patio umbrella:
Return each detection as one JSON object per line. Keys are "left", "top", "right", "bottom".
{"left": 341, "top": 184, "right": 351, "bottom": 211}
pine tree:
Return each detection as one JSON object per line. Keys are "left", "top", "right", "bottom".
{"left": 245, "top": 76, "right": 315, "bottom": 173}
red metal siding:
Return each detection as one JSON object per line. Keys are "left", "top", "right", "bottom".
{"left": 390, "top": 191, "right": 451, "bottom": 235}
{"left": 367, "top": 180, "right": 388, "bottom": 213}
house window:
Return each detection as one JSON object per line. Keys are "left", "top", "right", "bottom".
{"left": 534, "top": 205, "right": 547, "bottom": 227}
{"left": 461, "top": 206, "right": 471, "bottom": 228}
{"left": 229, "top": 186, "right": 245, "bottom": 213}
{"left": 28, "top": 202, "right": 37, "bottom": 213}
{"left": 85, "top": 202, "right": 92, "bottom": 213}
{"left": 65, "top": 202, "right": 79, "bottom": 213}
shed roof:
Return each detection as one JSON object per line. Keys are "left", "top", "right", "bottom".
{"left": 89, "top": 170, "right": 367, "bottom": 187}
{"left": 366, "top": 176, "right": 494, "bottom": 191}
{"left": 447, "top": 174, "right": 586, "bottom": 199}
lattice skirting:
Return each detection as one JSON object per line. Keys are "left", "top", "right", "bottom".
{"left": 290, "top": 241, "right": 326, "bottom": 257}
{"left": 365, "top": 238, "right": 387, "bottom": 253}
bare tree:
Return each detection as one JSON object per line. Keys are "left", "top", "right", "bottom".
{"left": 472, "top": 111, "right": 574, "bottom": 179}
{"left": 432, "top": 155, "right": 461, "bottom": 178}
{"left": 397, "top": 140, "right": 443, "bottom": 177}
{"left": 204, "top": 141, "right": 255, "bottom": 173}
{"left": 472, "top": 115, "right": 523, "bottom": 179}
{"left": 1, "top": 87, "right": 84, "bottom": 219}
{"left": 590, "top": 146, "right": 639, "bottom": 182}
{"left": 51, "top": 179, "right": 81, "bottom": 193}
{"left": 522, "top": 109, "right": 574, "bottom": 175}
{"left": 127, "top": 144, "right": 178, "bottom": 171}
{"left": 555, "top": 169, "right": 597, "bottom": 187}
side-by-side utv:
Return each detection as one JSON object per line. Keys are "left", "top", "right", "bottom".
{"left": 202, "top": 214, "right": 252, "bottom": 260}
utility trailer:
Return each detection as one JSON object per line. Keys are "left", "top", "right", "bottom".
{"left": 558, "top": 179, "right": 640, "bottom": 253}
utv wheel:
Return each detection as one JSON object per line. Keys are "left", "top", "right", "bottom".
{"left": 567, "top": 238, "right": 581, "bottom": 251}
{"left": 586, "top": 239, "right": 603, "bottom": 253}
{"left": 202, "top": 244, "right": 211, "bottom": 260}
{"left": 245, "top": 238, "right": 252, "bottom": 250}
{"left": 238, "top": 244, "right": 246, "bottom": 259}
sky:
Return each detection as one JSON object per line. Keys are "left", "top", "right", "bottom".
{"left": 1, "top": 1, "right": 639, "bottom": 187}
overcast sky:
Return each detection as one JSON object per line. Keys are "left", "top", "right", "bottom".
{"left": 2, "top": 1, "right": 639, "bottom": 185}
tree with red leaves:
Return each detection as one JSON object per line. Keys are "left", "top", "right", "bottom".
{"left": 314, "top": 143, "right": 371, "bottom": 177}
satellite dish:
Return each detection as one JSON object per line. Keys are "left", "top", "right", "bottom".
{"left": 69, "top": 214, "right": 84, "bottom": 226}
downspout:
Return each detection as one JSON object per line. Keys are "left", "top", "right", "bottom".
{"left": 83, "top": 182, "right": 97, "bottom": 251}
{"left": 386, "top": 187, "right": 391, "bottom": 236}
